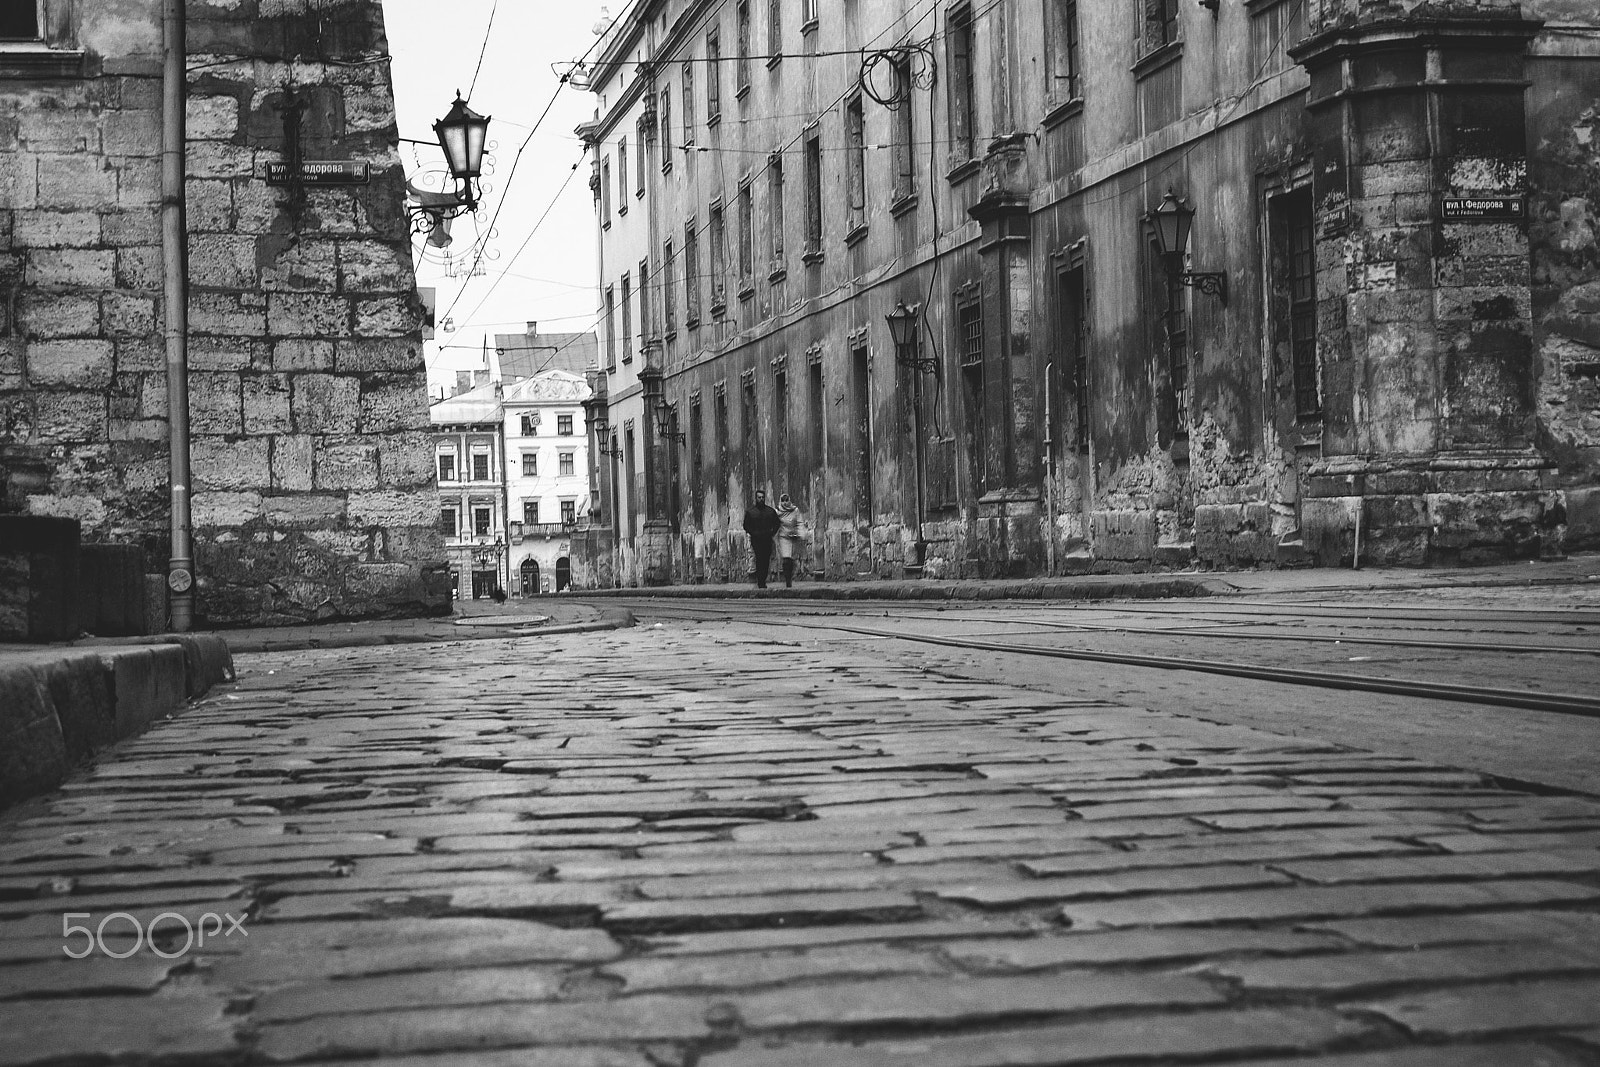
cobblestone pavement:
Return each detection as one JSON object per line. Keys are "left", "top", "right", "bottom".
{"left": 2, "top": 624, "right": 1599, "bottom": 1065}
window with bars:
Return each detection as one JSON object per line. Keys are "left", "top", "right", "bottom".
{"left": 804, "top": 131, "right": 823, "bottom": 255}
{"left": 620, "top": 273, "right": 634, "bottom": 362}
{"left": 809, "top": 359, "right": 825, "bottom": 473}
{"left": 710, "top": 203, "right": 727, "bottom": 313}
{"left": 774, "top": 367, "right": 789, "bottom": 493}
{"left": 706, "top": 30, "right": 722, "bottom": 123}
{"left": 663, "top": 239, "right": 678, "bottom": 332}
{"left": 715, "top": 385, "right": 730, "bottom": 487}
{"left": 738, "top": 183, "right": 754, "bottom": 284}
{"left": 685, "top": 221, "right": 702, "bottom": 324}
{"left": 1286, "top": 188, "right": 1320, "bottom": 418}
{"left": 958, "top": 297, "right": 985, "bottom": 489}
{"left": 1164, "top": 262, "right": 1190, "bottom": 439}
{"left": 736, "top": 0, "right": 751, "bottom": 93}
{"left": 1047, "top": 0, "right": 1081, "bottom": 103}
{"left": 742, "top": 375, "right": 758, "bottom": 490}
{"left": 947, "top": 4, "right": 976, "bottom": 161}
{"left": 767, "top": 155, "right": 785, "bottom": 269}
{"left": 891, "top": 57, "right": 915, "bottom": 201}
{"left": 846, "top": 95, "right": 866, "bottom": 226}
{"left": 690, "top": 394, "right": 704, "bottom": 510}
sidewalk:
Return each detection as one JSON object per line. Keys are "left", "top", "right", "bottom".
{"left": 568, "top": 553, "right": 1600, "bottom": 603}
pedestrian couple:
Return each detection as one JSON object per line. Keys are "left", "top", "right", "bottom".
{"left": 742, "top": 489, "right": 805, "bottom": 589}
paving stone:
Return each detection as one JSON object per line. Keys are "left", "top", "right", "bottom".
{"left": 644, "top": 920, "right": 1031, "bottom": 956}
{"left": 635, "top": 862, "right": 1011, "bottom": 899}
{"left": 1273, "top": 849, "right": 1600, "bottom": 885}
{"left": 1193, "top": 810, "right": 1473, "bottom": 831}
{"left": 698, "top": 1007, "right": 1370, "bottom": 1067}
{"left": 0, "top": 956, "right": 179, "bottom": 999}
{"left": 602, "top": 890, "right": 924, "bottom": 933}
{"left": 1021, "top": 835, "right": 1430, "bottom": 876}
{"left": 604, "top": 943, "right": 947, "bottom": 992}
{"left": 1309, "top": 911, "right": 1600, "bottom": 950}
{"left": 253, "top": 965, "right": 569, "bottom": 1022}
{"left": 1420, "top": 830, "right": 1600, "bottom": 853}
{"left": 256, "top": 994, "right": 715, "bottom": 1060}
{"left": 731, "top": 972, "right": 1225, "bottom": 1030}
{"left": 1061, "top": 879, "right": 1600, "bottom": 928}
{"left": 433, "top": 832, "right": 719, "bottom": 852}
{"left": 937, "top": 863, "right": 1295, "bottom": 907}
{"left": 331, "top": 1050, "right": 656, "bottom": 1067}
{"left": 883, "top": 840, "right": 1116, "bottom": 864}
{"left": 0, "top": 995, "right": 239, "bottom": 1064}
{"left": 1358, "top": 978, "right": 1600, "bottom": 1035}
{"left": 556, "top": 853, "right": 882, "bottom": 880}
{"left": 942, "top": 927, "right": 1348, "bottom": 971}
{"left": 1211, "top": 941, "right": 1600, "bottom": 994}
{"left": 1236, "top": 1043, "right": 1587, "bottom": 1067}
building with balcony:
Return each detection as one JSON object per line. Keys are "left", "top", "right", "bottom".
{"left": 431, "top": 384, "right": 509, "bottom": 599}
{"left": 503, "top": 370, "right": 593, "bottom": 595}
{"left": 578, "top": 0, "right": 1600, "bottom": 583}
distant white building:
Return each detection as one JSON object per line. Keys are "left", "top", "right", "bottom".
{"left": 503, "top": 370, "right": 593, "bottom": 596}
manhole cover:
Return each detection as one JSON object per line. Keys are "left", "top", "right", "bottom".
{"left": 454, "top": 614, "right": 552, "bottom": 628}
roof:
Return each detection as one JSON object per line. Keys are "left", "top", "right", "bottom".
{"left": 429, "top": 381, "right": 501, "bottom": 426}
{"left": 495, "top": 331, "right": 599, "bottom": 380}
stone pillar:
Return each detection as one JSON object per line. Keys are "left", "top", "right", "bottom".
{"left": 635, "top": 366, "right": 673, "bottom": 586}
{"left": 967, "top": 134, "right": 1043, "bottom": 576}
{"left": 1294, "top": 3, "right": 1559, "bottom": 565}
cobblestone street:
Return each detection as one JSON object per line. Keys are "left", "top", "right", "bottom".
{"left": 3, "top": 622, "right": 1600, "bottom": 1065}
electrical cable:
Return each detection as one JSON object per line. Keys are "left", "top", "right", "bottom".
{"left": 467, "top": 0, "right": 498, "bottom": 101}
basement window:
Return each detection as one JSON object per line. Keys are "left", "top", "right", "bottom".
{"left": 0, "top": 0, "right": 84, "bottom": 78}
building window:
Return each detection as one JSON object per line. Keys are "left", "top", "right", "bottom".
{"left": 803, "top": 0, "right": 818, "bottom": 29}
{"left": 601, "top": 158, "right": 612, "bottom": 224}
{"left": 557, "top": 414, "right": 574, "bottom": 436}
{"left": 947, "top": 4, "right": 976, "bottom": 162}
{"left": 636, "top": 124, "right": 648, "bottom": 196}
{"left": 774, "top": 365, "right": 789, "bottom": 493}
{"left": 473, "top": 506, "right": 492, "bottom": 537}
{"left": 660, "top": 88, "right": 673, "bottom": 169}
{"left": 1252, "top": 0, "right": 1307, "bottom": 76}
{"left": 438, "top": 452, "right": 457, "bottom": 482}
{"left": 472, "top": 452, "right": 490, "bottom": 481}
{"left": 604, "top": 286, "right": 617, "bottom": 370}
{"left": 624, "top": 425, "right": 638, "bottom": 522}
{"left": 523, "top": 500, "right": 540, "bottom": 525}
{"left": 663, "top": 239, "right": 678, "bottom": 332}
{"left": 682, "top": 62, "right": 696, "bottom": 143}
{"left": 440, "top": 507, "right": 458, "bottom": 536}
{"left": 714, "top": 384, "right": 730, "bottom": 488}
{"left": 891, "top": 56, "right": 915, "bottom": 201}
{"left": 737, "top": 182, "right": 754, "bottom": 286}
{"left": 616, "top": 139, "right": 628, "bottom": 215}
{"left": 958, "top": 295, "right": 985, "bottom": 490}
{"left": 851, "top": 344, "right": 871, "bottom": 516}
{"left": 1059, "top": 266, "right": 1090, "bottom": 453}
{"left": 639, "top": 257, "right": 653, "bottom": 341}
{"left": 767, "top": 0, "right": 782, "bottom": 59}
{"left": 803, "top": 131, "right": 823, "bottom": 256}
{"left": 559, "top": 452, "right": 575, "bottom": 476}
{"left": 1047, "top": 0, "right": 1081, "bottom": 103}
{"left": 706, "top": 29, "right": 721, "bottom": 123}
{"left": 1153, "top": 240, "right": 1191, "bottom": 441}
{"left": 685, "top": 220, "right": 701, "bottom": 324}
{"left": 1270, "top": 185, "right": 1321, "bottom": 419}
{"left": 689, "top": 394, "right": 705, "bottom": 511}
{"left": 846, "top": 95, "right": 866, "bottom": 228}
{"left": 561, "top": 499, "right": 577, "bottom": 525}
{"left": 1143, "top": 0, "right": 1181, "bottom": 55}
{"left": 0, "top": 5, "right": 39, "bottom": 39}
{"left": 710, "top": 202, "right": 728, "bottom": 314}
{"left": 522, "top": 453, "right": 537, "bottom": 476}
{"left": 621, "top": 272, "right": 634, "bottom": 362}
{"left": 736, "top": 0, "right": 751, "bottom": 94}
{"left": 767, "top": 155, "right": 784, "bottom": 271}
{"left": 741, "top": 374, "right": 758, "bottom": 490}
{"left": 520, "top": 414, "right": 537, "bottom": 436}
{"left": 809, "top": 358, "right": 825, "bottom": 473}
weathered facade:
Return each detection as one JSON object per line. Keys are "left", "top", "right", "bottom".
{"left": 0, "top": 0, "right": 448, "bottom": 625}
{"left": 579, "top": 0, "right": 1600, "bottom": 585}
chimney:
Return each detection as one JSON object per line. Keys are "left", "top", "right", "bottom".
{"left": 526, "top": 321, "right": 538, "bottom": 338}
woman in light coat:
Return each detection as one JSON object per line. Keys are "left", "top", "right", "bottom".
{"left": 775, "top": 493, "right": 805, "bottom": 588}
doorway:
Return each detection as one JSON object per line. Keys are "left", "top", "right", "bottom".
{"left": 556, "top": 557, "right": 572, "bottom": 592}
{"left": 520, "top": 558, "right": 540, "bottom": 597}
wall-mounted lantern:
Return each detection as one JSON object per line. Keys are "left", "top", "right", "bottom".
{"left": 654, "top": 398, "right": 686, "bottom": 444}
{"left": 406, "top": 92, "right": 492, "bottom": 243}
{"left": 1148, "top": 190, "right": 1228, "bottom": 306}
{"left": 887, "top": 301, "right": 937, "bottom": 372}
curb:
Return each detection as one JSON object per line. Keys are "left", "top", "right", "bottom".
{"left": 0, "top": 634, "right": 233, "bottom": 809}
{"left": 569, "top": 578, "right": 1229, "bottom": 601}
{"left": 222, "top": 610, "right": 636, "bottom": 654}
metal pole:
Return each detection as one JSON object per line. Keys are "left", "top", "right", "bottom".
{"left": 161, "top": 0, "right": 194, "bottom": 632}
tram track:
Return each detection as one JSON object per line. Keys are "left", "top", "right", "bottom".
{"left": 604, "top": 598, "right": 1600, "bottom": 720}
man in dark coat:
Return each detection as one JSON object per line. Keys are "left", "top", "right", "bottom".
{"left": 742, "top": 489, "right": 781, "bottom": 589}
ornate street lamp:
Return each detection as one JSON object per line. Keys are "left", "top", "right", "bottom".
{"left": 406, "top": 92, "right": 492, "bottom": 244}
{"left": 1148, "top": 190, "right": 1228, "bottom": 305}
{"left": 654, "top": 397, "right": 686, "bottom": 444}
{"left": 887, "top": 300, "right": 937, "bottom": 372}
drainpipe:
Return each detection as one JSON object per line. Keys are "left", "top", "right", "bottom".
{"left": 1043, "top": 361, "right": 1056, "bottom": 576}
{"left": 161, "top": 0, "right": 194, "bottom": 632}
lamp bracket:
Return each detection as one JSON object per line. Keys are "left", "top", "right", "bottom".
{"left": 895, "top": 351, "right": 940, "bottom": 373}
{"left": 1178, "top": 271, "right": 1228, "bottom": 306}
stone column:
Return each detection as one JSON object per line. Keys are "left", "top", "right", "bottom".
{"left": 967, "top": 134, "right": 1043, "bottom": 576}
{"left": 1294, "top": 2, "right": 1559, "bottom": 564}
{"left": 636, "top": 366, "right": 673, "bottom": 585}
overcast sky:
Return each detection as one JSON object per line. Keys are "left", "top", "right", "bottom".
{"left": 384, "top": 0, "right": 613, "bottom": 393}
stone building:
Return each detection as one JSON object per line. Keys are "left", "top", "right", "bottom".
{"left": 430, "top": 381, "right": 507, "bottom": 600}
{"left": 503, "top": 370, "right": 592, "bottom": 595}
{"left": 0, "top": 0, "right": 447, "bottom": 625}
{"left": 579, "top": 0, "right": 1600, "bottom": 584}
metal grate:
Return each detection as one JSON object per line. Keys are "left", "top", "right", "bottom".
{"left": 959, "top": 302, "right": 983, "bottom": 367}
{"left": 1289, "top": 198, "right": 1320, "bottom": 418}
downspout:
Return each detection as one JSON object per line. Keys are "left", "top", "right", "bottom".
{"left": 161, "top": 0, "right": 194, "bottom": 632}
{"left": 1043, "top": 361, "right": 1056, "bottom": 576}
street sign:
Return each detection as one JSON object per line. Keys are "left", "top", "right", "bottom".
{"left": 1440, "top": 196, "right": 1524, "bottom": 221}
{"left": 265, "top": 161, "right": 371, "bottom": 186}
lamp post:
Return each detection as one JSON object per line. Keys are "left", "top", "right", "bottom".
{"left": 406, "top": 92, "right": 492, "bottom": 242}
{"left": 885, "top": 300, "right": 931, "bottom": 572}
{"left": 1147, "top": 190, "right": 1228, "bottom": 305}
{"left": 653, "top": 397, "right": 686, "bottom": 444}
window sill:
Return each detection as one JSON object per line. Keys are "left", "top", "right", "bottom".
{"left": 662, "top": 159, "right": 673, "bottom": 174}
{"left": 617, "top": 205, "right": 628, "bottom": 217}
{"left": 664, "top": 329, "right": 678, "bottom": 343}
{"left": 685, "top": 316, "right": 701, "bottom": 330}
{"left": 635, "top": 188, "right": 645, "bottom": 199}
{"left": 739, "top": 283, "right": 756, "bottom": 300}
{"left": 621, "top": 355, "right": 633, "bottom": 365}
{"left": 801, "top": 18, "right": 818, "bottom": 36}
{"left": 0, "top": 46, "right": 85, "bottom": 79}
{"left": 945, "top": 157, "right": 980, "bottom": 184}
{"left": 735, "top": 82, "right": 750, "bottom": 100}
{"left": 602, "top": 220, "right": 612, "bottom": 230}
{"left": 710, "top": 302, "right": 727, "bottom": 320}
{"left": 707, "top": 112, "right": 722, "bottom": 128}
{"left": 890, "top": 192, "right": 918, "bottom": 218}
{"left": 1132, "top": 39, "right": 1183, "bottom": 80}
{"left": 1041, "top": 95, "right": 1084, "bottom": 130}
{"left": 766, "top": 54, "right": 782, "bottom": 70}
{"left": 768, "top": 264, "right": 787, "bottom": 283}
{"left": 845, "top": 221, "right": 869, "bottom": 247}
{"left": 801, "top": 247, "right": 824, "bottom": 266}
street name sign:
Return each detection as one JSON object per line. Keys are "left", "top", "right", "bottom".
{"left": 1439, "top": 196, "right": 1524, "bottom": 220}
{"left": 265, "top": 161, "right": 371, "bottom": 186}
